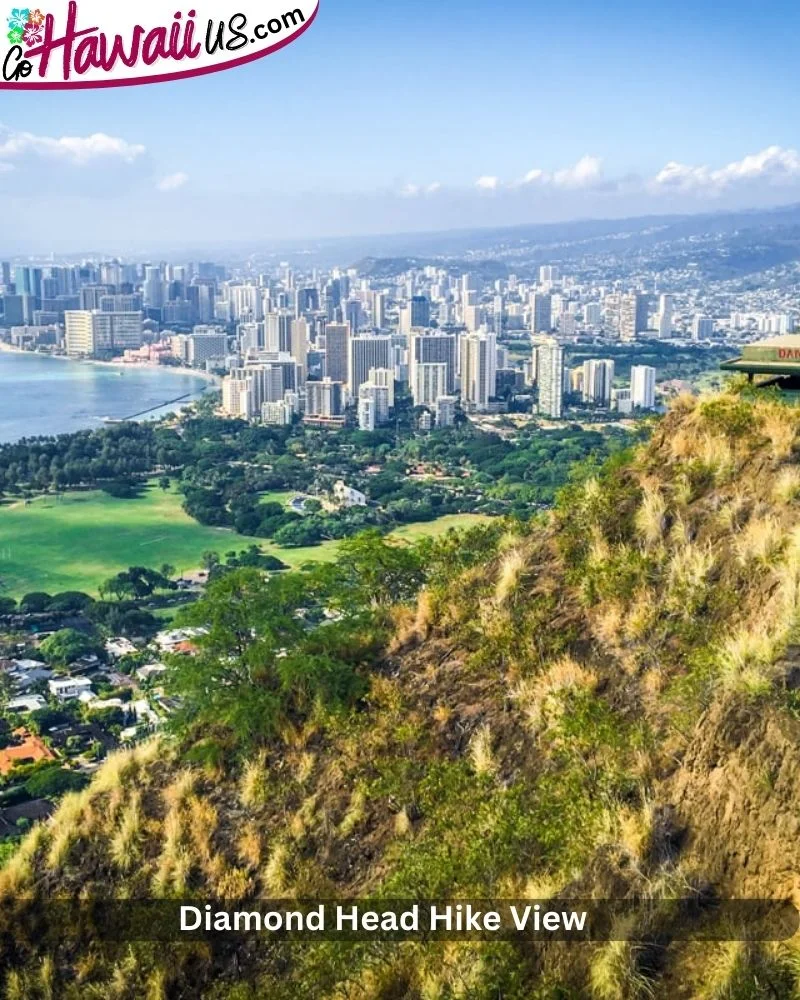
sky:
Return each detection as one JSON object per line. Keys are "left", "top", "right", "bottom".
{"left": 2, "top": 0, "right": 800, "bottom": 249}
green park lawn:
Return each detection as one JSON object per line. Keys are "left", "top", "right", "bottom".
{"left": 0, "top": 483, "right": 490, "bottom": 599}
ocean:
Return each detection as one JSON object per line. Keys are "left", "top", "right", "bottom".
{"left": 0, "top": 351, "right": 212, "bottom": 444}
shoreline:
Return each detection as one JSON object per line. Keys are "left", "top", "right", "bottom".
{"left": 0, "top": 342, "right": 220, "bottom": 385}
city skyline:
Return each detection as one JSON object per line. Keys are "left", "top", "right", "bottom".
{"left": 2, "top": 0, "right": 800, "bottom": 246}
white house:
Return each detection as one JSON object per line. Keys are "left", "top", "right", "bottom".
{"left": 105, "top": 637, "right": 137, "bottom": 660}
{"left": 7, "top": 695, "right": 46, "bottom": 714}
{"left": 48, "top": 676, "right": 93, "bottom": 703}
{"left": 333, "top": 480, "right": 367, "bottom": 507}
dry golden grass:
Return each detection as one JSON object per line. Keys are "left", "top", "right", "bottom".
{"left": 162, "top": 769, "right": 195, "bottom": 810}
{"left": 214, "top": 865, "right": 252, "bottom": 899}
{"left": 773, "top": 466, "right": 800, "bottom": 504}
{"left": 735, "top": 515, "right": 785, "bottom": 566}
{"left": 239, "top": 753, "right": 269, "bottom": 810}
{"left": 90, "top": 749, "right": 139, "bottom": 795}
{"left": 669, "top": 427, "right": 698, "bottom": 462}
{"left": 468, "top": 724, "right": 497, "bottom": 776}
{"left": 716, "top": 491, "right": 749, "bottom": 532}
{"left": 589, "top": 602, "right": 629, "bottom": 661}
{"left": 339, "top": 787, "right": 366, "bottom": 837}
{"left": 4, "top": 970, "right": 27, "bottom": 1000}
{"left": 145, "top": 968, "right": 168, "bottom": 1000}
{"left": 760, "top": 406, "right": 798, "bottom": 460}
{"left": 494, "top": 548, "right": 527, "bottom": 604}
{"left": 635, "top": 486, "right": 667, "bottom": 548}
{"left": 394, "top": 807, "right": 411, "bottom": 837}
{"left": 187, "top": 794, "right": 217, "bottom": 869}
{"left": 514, "top": 657, "right": 598, "bottom": 733}
{"left": 0, "top": 821, "right": 49, "bottom": 897}
{"left": 109, "top": 790, "right": 142, "bottom": 872}
{"left": 45, "top": 824, "right": 76, "bottom": 872}
{"left": 237, "top": 823, "right": 262, "bottom": 870}
{"left": 262, "top": 841, "right": 289, "bottom": 896}
{"left": 616, "top": 800, "right": 655, "bottom": 864}
{"left": 697, "top": 432, "right": 735, "bottom": 479}
{"left": 295, "top": 751, "right": 315, "bottom": 785}
{"left": 718, "top": 626, "right": 779, "bottom": 695}
{"left": 623, "top": 589, "right": 658, "bottom": 641}
{"left": 589, "top": 916, "right": 655, "bottom": 999}
{"left": 667, "top": 541, "right": 715, "bottom": 598}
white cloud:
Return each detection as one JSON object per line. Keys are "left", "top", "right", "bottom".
{"left": 157, "top": 171, "right": 189, "bottom": 192}
{"left": 475, "top": 175, "right": 499, "bottom": 190}
{"left": 652, "top": 145, "right": 800, "bottom": 195}
{"left": 514, "top": 155, "right": 604, "bottom": 190}
{"left": 399, "top": 181, "right": 441, "bottom": 197}
{"left": 553, "top": 155, "right": 604, "bottom": 189}
{"left": 0, "top": 125, "right": 145, "bottom": 166}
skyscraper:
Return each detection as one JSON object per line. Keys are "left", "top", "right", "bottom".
{"left": 631, "top": 365, "right": 657, "bottom": 409}
{"left": 531, "top": 293, "right": 552, "bottom": 334}
{"left": 409, "top": 332, "right": 457, "bottom": 394}
{"left": 324, "top": 323, "right": 350, "bottom": 384}
{"left": 656, "top": 294, "right": 673, "bottom": 338}
{"left": 348, "top": 335, "right": 392, "bottom": 397}
{"left": 459, "top": 330, "right": 497, "bottom": 412}
{"left": 410, "top": 295, "right": 431, "bottom": 328}
{"left": 537, "top": 340, "right": 564, "bottom": 418}
{"left": 582, "top": 359, "right": 615, "bottom": 406}
{"left": 412, "top": 362, "right": 449, "bottom": 407}
{"left": 620, "top": 292, "right": 649, "bottom": 342}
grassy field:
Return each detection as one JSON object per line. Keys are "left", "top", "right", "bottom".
{"left": 392, "top": 514, "right": 491, "bottom": 541}
{"left": 0, "top": 484, "right": 490, "bottom": 599}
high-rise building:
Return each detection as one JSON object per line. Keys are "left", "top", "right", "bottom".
{"left": 409, "top": 332, "right": 457, "bottom": 394}
{"left": 306, "top": 378, "right": 344, "bottom": 418}
{"left": 265, "top": 310, "right": 294, "bottom": 353}
{"left": 64, "top": 310, "right": 143, "bottom": 357}
{"left": 345, "top": 298, "right": 363, "bottom": 333}
{"left": 459, "top": 330, "right": 497, "bottom": 412}
{"left": 539, "top": 265, "right": 559, "bottom": 284}
{"left": 584, "top": 303, "right": 602, "bottom": 327}
{"left": 143, "top": 266, "right": 165, "bottom": 310}
{"left": 367, "top": 367, "right": 395, "bottom": 408}
{"left": 620, "top": 292, "right": 649, "bottom": 342}
{"left": 656, "top": 294, "right": 673, "bottom": 338}
{"left": 631, "top": 365, "right": 657, "bottom": 409}
{"left": 372, "top": 291, "right": 387, "bottom": 329}
{"left": 412, "top": 362, "right": 449, "bottom": 407}
{"left": 357, "top": 395, "right": 376, "bottom": 431}
{"left": 324, "top": 323, "right": 349, "bottom": 384}
{"left": 435, "top": 395, "right": 457, "bottom": 428}
{"left": 227, "top": 284, "right": 264, "bottom": 322}
{"left": 531, "top": 293, "right": 552, "bottom": 334}
{"left": 536, "top": 340, "right": 564, "bottom": 418}
{"left": 348, "top": 335, "right": 392, "bottom": 397}
{"left": 692, "top": 316, "right": 715, "bottom": 340}
{"left": 582, "top": 359, "right": 615, "bottom": 406}
{"left": 291, "top": 317, "right": 309, "bottom": 382}
{"left": 409, "top": 295, "right": 430, "bottom": 328}
{"left": 186, "top": 330, "right": 228, "bottom": 367}
{"left": 613, "top": 388, "right": 633, "bottom": 415}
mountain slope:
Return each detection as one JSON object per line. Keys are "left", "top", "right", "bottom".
{"left": 3, "top": 389, "right": 800, "bottom": 999}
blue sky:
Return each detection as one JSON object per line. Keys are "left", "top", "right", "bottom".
{"left": 2, "top": 0, "right": 800, "bottom": 248}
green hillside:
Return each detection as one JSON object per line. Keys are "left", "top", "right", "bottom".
{"left": 3, "top": 390, "right": 800, "bottom": 998}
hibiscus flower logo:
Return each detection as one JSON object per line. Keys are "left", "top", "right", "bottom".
{"left": 27, "top": 7, "right": 43, "bottom": 24}
{"left": 22, "top": 18, "right": 41, "bottom": 44}
{"left": 6, "top": 25, "right": 23, "bottom": 44}
{"left": 6, "top": 7, "right": 30, "bottom": 31}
